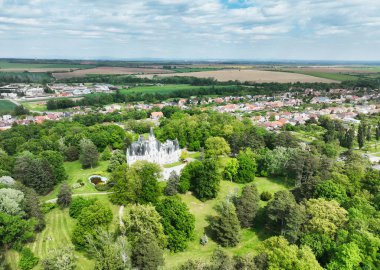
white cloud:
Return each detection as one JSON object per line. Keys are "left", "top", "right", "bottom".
{"left": 0, "top": 0, "right": 379, "bottom": 60}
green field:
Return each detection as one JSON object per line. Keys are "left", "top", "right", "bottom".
{"left": 21, "top": 101, "right": 46, "bottom": 112}
{"left": 287, "top": 71, "right": 359, "bottom": 81}
{"left": 0, "top": 72, "right": 53, "bottom": 82}
{"left": 120, "top": 84, "right": 200, "bottom": 94}
{"left": 121, "top": 84, "right": 234, "bottom": 95}
{"left": 0, "top": 100, "right": 17, "bottom": 115}
{"left": 0, "top": 60, "right": 95, "bottom": 69}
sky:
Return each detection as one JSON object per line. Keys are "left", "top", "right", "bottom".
{"left": 0, "top": 0, "right": 380, "bottom": 61}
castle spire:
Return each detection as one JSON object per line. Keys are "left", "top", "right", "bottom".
{"left": 150, "top": 127, "right": 154, "bottom": 137}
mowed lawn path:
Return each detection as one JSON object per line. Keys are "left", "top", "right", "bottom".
{"left": 5, "top": 208, "right": 94, "bottom": 270}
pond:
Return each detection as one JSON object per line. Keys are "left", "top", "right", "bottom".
{"left": 88, "top": 175, "right": 108, "bottom": 186}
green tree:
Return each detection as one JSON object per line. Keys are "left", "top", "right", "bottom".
{"left": 235, "top": 148, "right": 257, "bottom": 183}
{"left": 42, "top": 246, "right": 76, "bottom": 270}
{"left": 79, "top": 138, "right": 99, "bottom": 168}
{"left": 210, "top": 201, "right": 241, "bottom": 247}
{"left": 314, "top": 180, "right": 347, "bottom": 203}
{"left": 286, "top": 149, "right": 320, "bottom": 187}
{"left": 178, "top": 160, "right": 202, "bottom": 193}
{"left": 204, "top": 136, "right": 231, "bottom": 158}
{"left": 69, "top": 197, "right": 97, "bottom": 218}
{"left": 0, "top": 212, "right": 36, "bottom": 249}
{"left": 266, "top": 190, "right": 297, "bottom": 234}
{"left": 110, "top": 162, "right": 161, "bottom": 205}
{"left": 265, "top": 147, "right": 297, "bottom": 177}
{"left": 165, "top": 171, "right": 180, "bottom": 196}
{"left": 131, "top": 233, "right": 164, "bottom": 270}
{"left": 87, "top": 230, "right": 131, "bottom": 270}
{"left": 256, "top": 236, "right": 323, "bottom": 270}
{"left": 122, "top": 204, "right": 167, "bottom": 248}
{"left": 326, "top": 242, "right": 361, "bottom": 270}
{"left": 72, "top": 201, "right": 113, "bottom": 249}
{"left": 40, "top": 150, "right": 67, "bottom": 183}
{"left": 211, "top": 248, "right": 234, "bottom": 270}
{"left": 303, "top": 198, "right": 348, "bottom": 236}
{"left": 13, "top": 105, "right": 30, "bottom": 116}
{"left": 101, "top": 146, "right": 112, "bottom": 161}
{"left": 12, "top": 182, "right": 45, "bottom": 231}
{"left": 19, "top": 248, "right": 39, "bottom": 270}
{"left": 57, "top": 183, "right": 72, "bottom": 209}
{"left": 234, "top": 183, "right": 259, "bottom": 228}
{"left": 155, "top": 197, "right": 195, "bottom": 252}
{"left": 0, "top": 149, "right": 14, "bottom": 174}
{"left": 179, "top": 260, "right": 209, "bottom": 270}
{"left": 192, "top": 158, "right": 222, "bottom": 201}
{"left": 376, "top": 121, "right": 380, "bottom": 141}
{"left": 107, "top": 150, "right": 125, "bottom": 172}
{"left": 342, "top": 127, "right": 355, "bottom": 149}
{"left": 357, "top": 123, "right": 365, "bottom": 149}
{"left": 223, "top": 158, "right": 239, "bottom": 182}
{"left": 135, "top": 161, "right": 161, "bottom": 204}
{"left": 0, "top": 188, "right": 25, "bottom": 216}
{"left": 13, "top": 152, "right": 56, "bottom": 195}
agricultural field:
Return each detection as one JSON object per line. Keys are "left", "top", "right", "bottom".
{"left": 53, "top": 67, "right": 175, "bottom": 79}
{"left": 120, "top": 84, "right": 235, "bottom": 95}
{"left": 0, "top": 60, "right": 96, "bottom": 70}
{"left": 0, "top": 100, "right": 17, "bottom": 115}
{"left": 137, "top": 69, "right": 339, "bottom": 83}
{"left": 0, "top": 72, "right": 53, "bottom": 82}
{"left": 121, "top": 84, "right": 200, "bottom": 94}
{"left": 282, "top": 70, "right": 359, "bottom": 81}
{"left": 173, "top": 67, "right": 223, "bottom": 73}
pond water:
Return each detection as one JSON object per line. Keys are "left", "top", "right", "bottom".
{"left": 89, "top": 175, "right": 107, "bottom": 185}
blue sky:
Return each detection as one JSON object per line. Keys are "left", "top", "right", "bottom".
{"left": 0, "top": 0, "right": 379, "bottom": 61}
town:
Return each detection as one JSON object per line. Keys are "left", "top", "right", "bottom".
{"left": 1, "top": 82, "right": 379, "bottom": 132}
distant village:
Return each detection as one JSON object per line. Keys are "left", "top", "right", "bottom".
{"left": 1, "top": 83, "right": 380, "bottom": 131}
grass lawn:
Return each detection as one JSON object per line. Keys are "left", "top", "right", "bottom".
{"left": 0, "top": 100, "right": 17, "bottom": 114}
{"left": 163, "top": 161, "right": 183, "bottom": 168}
{"left": 164, "top": 177, "right": 290, "bottom": 269}
{"left": 41, "top": 160, "right": 111, "bottom": 201}
{"left": 5, "top": 194, "right": 120, "bottom": 270}
{"left": 21, "top": 101, "right": 46, "bottom": 112}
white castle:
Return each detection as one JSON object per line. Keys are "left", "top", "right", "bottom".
{"left": 127, "top": 128, "right": 181, "bottom": 165}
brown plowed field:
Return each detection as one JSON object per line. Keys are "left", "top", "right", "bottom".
{"left": 137, "top": 69, "right": 338, "bottom": 83}
{"left": 53, "top": 67, "right": 175, "bottom": 79}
